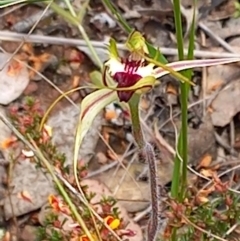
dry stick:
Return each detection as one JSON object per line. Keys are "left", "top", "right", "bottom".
{"left": 0, "top": 3, "right": 25, "bottom": 18}
{"left": 1, "top": 31, "right": 240, "bottom": 58}
{"left": 224, "top": 223, "right": 239, "bottom": 238}
{"left": 112, "top": 152, "right": 138, "bottom": 196}
{"left": 198, "top": 163, "right": 240, "bottom": 195}
{"left": 134, "top": 206, "right": 152, "bottom": 222}
{"left": 85, "top": 148, "right": 136, "bottom": 178}
{"left": 198, "top": 22, "right": 236, "bottom": 53}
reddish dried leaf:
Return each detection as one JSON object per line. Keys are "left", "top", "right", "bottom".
{"left": 197, "top": 154, "right": 212, "bottom": 169}
{"left": 17, "top": 191, "right": 33, "bottom": 203}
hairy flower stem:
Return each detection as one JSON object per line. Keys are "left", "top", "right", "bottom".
{"left": 144, "top": 143, "right": 159, "bottom": 241}
{"left": 128, "top": 95, "right": 159, "bottom": 241}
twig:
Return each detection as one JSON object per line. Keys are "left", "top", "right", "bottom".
{"left": 214, "top": 132, "right": 238, "bottom": 156}
{"left": 224, "top": 223, "right": 239, "bottom": 238}
{"left": 133, "top": 205, "right": 151, "bottom": 222}
{"left": 1, "top": 31, "right": 240, "bottom": 58}
{"left": 86, "top": 160, "right": 118, "bottom": 178}
{"left": 0, "top": 3, "right": 24, "bottom": 17}
{"left": 198, "top": 22, "right": 236, "bottom": 53}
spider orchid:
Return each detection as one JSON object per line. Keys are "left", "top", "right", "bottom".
{"left": 74, "top": 31, "right": 240, "bottom": 186}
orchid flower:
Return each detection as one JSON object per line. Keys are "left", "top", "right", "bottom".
{"left": 73, "top": 31, "right": 240, "bottom": 190}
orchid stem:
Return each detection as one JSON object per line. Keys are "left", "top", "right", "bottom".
{"left": 129, "top": 95, "right": 159, "bottom": 241}
{"left": 128, "top": 94, "right": 144, "bottom": 149}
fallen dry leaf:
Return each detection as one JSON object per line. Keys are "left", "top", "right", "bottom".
{"left": 196, "top": 195, "right": 209, "bottom": 204}
{"left": 43, "top": 124, "right": 52, "bottom": 137}
{"left": 17, "top": 190, "right": 33, "bottom": 203}
{"left": 200, "top": 168, "right": 215, "bottom": 177}
{"left": 197, "top": 154, "right": 212, "bottom": 169}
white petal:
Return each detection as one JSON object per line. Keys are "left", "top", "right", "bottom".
{"left": 136, "top": 63, "right": 155, "bottom": 77}
{"left": 105, "top": 58, "right": 125, "bottom": 75}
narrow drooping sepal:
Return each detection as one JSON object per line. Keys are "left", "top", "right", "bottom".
{"left": 74, "top": 89, "right": 118, "bottom": 191}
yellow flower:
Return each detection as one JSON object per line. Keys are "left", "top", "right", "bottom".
{"left": 104, "top": 216, "right": 120, "bottom": 230}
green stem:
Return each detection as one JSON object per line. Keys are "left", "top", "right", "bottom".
{"left": 128, "top": 94, "right": 144, "bottom": 149}
{"left": 171, "top": 0, "right": 196, "bottom": 204}
{"left": 48, "top": 1, "right": 103, "bottom": 70}
{"left": 28, "top": 137, "right": 96, "bottom": 241}
{"left": 171, "top": 0, "right": 188, "bottom": 202}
